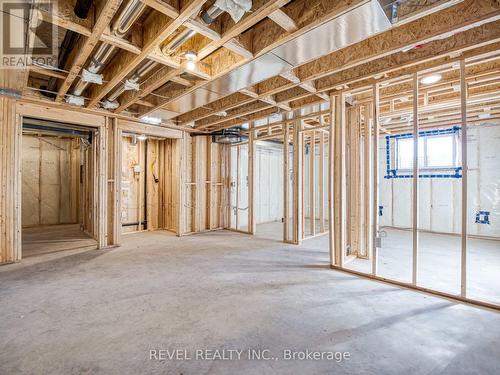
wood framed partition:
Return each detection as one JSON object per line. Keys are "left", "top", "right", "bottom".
{"left": 181, "top": 134, "right": 230, "bottom": 235}
{"left": 329, "top": 57, "right": 500, "bottom": 311}
{"left": 117, "top": 119, "right": 183, "bottom": 238}
{"left": 0, "top": 99, "right": 192, "bottom": 264}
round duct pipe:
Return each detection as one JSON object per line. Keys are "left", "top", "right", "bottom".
{"left": 74, "top": 0, "right": 93, "bottom": 19}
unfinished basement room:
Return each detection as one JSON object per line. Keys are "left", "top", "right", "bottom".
{"left": 1, "top": 0, "right": 499, "bottom": 374}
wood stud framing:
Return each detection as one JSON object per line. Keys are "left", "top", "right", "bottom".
{"left": 0, "top": 0, "right": 498, "bottom": 312}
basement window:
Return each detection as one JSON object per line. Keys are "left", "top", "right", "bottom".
{"left": 386, "top": 127, "right": 462, "bottom": 179}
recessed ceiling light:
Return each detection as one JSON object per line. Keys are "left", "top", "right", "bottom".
{"left": 186, "top": 60, "right": 196, "bottom": 71}
{"left": 382, "top": 117, "right": 392, "bottom": 125}
{"left": 137, "top": 134, "right": 147, "bottom": 141}
{"left": 420, "top": 74, "right": 442, "bottom": 85}
{"left": 478, "top": 112, "right": 491, "bottom": 119}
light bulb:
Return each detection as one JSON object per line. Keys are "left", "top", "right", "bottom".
{"left": 420, "top": 74, "right": 442, "bottom": 85}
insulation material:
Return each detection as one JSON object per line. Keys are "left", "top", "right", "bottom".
{"left": 303, "top": 144, "right": 329, "bottom": 220}
{"left": 254, "top": 141, "right": 284, "bottom": 225}
{"left": 467, "top": 122, "right": 500, "bottom": 237}
{"left": 121, "top": 137, "right": 144, "bottom": 233}
{"left": 182, "top": 136, "right": 229, "bottom": 234}
{"left": 228, "top": 143, "right": 249, "bottom": 231}
{"left": 21, "top": 135, "right": 80, "bottom": 228}
{"left": 214, "top": 0, "right": 252, "bottom": 22}
{"left": 378, "top": 120, "right": 500, "bottom": 238}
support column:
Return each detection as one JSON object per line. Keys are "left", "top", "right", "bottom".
{"left": 412, "top": 74, "right": 419, "bottom": 285}
{"left": 248, "top": 122, "right": 256, "bottom": 235}
{"left": 328, "top": 95, "right": 335, "bottom": 265}
{"left": 372, "top": 84, "right": 380, "bottom": 275}
{"left": 363, "top": 104, "right": 373, "bottom": 259}
{"left": 283, "top": 116, "right": 290, "bottom": 242}
{"left": 293, "top": 115, "right": 303, "bottom": 244}
{"left": 178, "top": 133, "right": 188, "bottom": 235}
{"left": 460, "top": 59, "right": 468, "bottom": 297}
{"left": 333, "top": 93, "right": 346, "bottom": 267}
{"left": 319, "top": 123, "right": 325, "bottom": 234}
{"left": 0, "top": 97, "right": 22, "bottom": 263}
{"left": 108, "top": 118, "right": 121, "bottom": 246}
{"left": 97, "top": 119, "right": 108, "bottom": 249}
{"left": 309, "top": 130, "right": 316, "bottom": 236}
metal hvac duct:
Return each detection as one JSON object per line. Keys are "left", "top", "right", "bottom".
{"left": 105, "top": 3, "right": 237, "bottom": 109}
{"left": 71, "top": 0, "right": 147, "bottom": 97}
{"left": 150, "top": 0, "right": 391, "bottom": 120}
{"left": 161, "top": 5, "right": 224, "bottom": 55}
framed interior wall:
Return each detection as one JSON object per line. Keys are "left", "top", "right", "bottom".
{"left": 329, "top": 56, "right": 500, "bottom": 310}
{"left": 181, "top": 134, "right": 229, "bottom": 235}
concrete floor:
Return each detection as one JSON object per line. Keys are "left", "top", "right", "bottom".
{"left": 22, "top": 224, "right": 97, "bottom": 258}
{"left": 345, "top": 228, "right": 500, "bottom": 305}
{"left": 255, "top": 219, "right": 328, "bottom": 242}
{"left": 1, "top": 229, "right": 500, "bottom": 374}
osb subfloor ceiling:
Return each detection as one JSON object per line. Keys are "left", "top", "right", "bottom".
{"left": 9, "top": 0, "right": 500, "bottom": 132}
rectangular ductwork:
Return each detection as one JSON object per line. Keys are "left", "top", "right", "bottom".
{"left": 151, "top": 0, "right": 391, "bottom": 120}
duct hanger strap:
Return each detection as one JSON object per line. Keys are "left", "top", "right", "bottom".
{"left": 81, "top": 69, "right": 103, "bottom": 85}
{"left": 65, "top": 95, "right": 85, "bottom": 106}
{"left": 124, "top": 79, "right": 140, "bottom": 91}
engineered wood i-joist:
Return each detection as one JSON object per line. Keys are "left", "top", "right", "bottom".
{"left": 56, "top": 0, "right": 123, "bottom": 102}
{"left": 140, "top": 0, "right": 366, "bottom": 119}
{"left": 87, "top": 0, "right": 207, "bottom": 108}
{"left": 192, "top": 3, "right": 500, "bottom": 131}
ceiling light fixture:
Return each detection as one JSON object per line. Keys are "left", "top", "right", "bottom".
{"left": 420, "top": 73, "right": 442, "bottom": 85}
{"left": 186, "top": 60, "right": 196, "bottom": 71}
{"left": 184, "top": 50, "right": 198, "bottom": 71}
{"left": 137, "top": 134, "right": 147, "bottom": 141}
{"left": 184, "top": 51, "right": 197, "bottom": 61}
{"left": 478, "top": 112, "right": 491, "bottom": 119}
